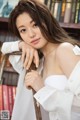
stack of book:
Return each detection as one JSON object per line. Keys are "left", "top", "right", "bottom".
{"left": 0, "top": 84, "right": 16, "bottom": 120}
{"left": 45, "top": 0, "right": 80, "bottom": 24}
{"left": 0, "top": 43, "right": 17, "bottom": 120}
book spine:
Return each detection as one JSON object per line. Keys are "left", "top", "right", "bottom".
{"left": 12, "top": 86, "right": 16, "bottom": 107}
{"left": 70, "top": 0, "right": 77, "bottom": 23}
{"left": 11, "top": 73, "right": 18, "bottom": 86}
{"left": 53, "top": 2, "right": 59, "bottom": 19}
{"left": 51, "top": 0, "right": 55, "bottom": 14}
{"left": 75, "top": 1, "right": 80, "bottom": 23}
{"left": 77, "top": 1, "right": 80, "bottom": 23}
{"left": 2, "top": 85, "right": 10, "bottom": 111}
{"left": 57, "top": 1, "right": 62, "bottom": 21}
{"left": 8, "top": 86, "right": 13, "bottom": 116}
{"left": 46, "top": 0, "right": 51, "bottom": 9}
{"left": 64, "top": 0, "right": 73, "bottom": 23}
{"left": 0, "top": 85, "right": 3, "bottom": 111}
{"left": 59, "top": 1, "right": 66, "bottom": 22}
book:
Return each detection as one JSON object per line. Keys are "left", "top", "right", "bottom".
{"left": 77, "top": 1, "right": 80, "bottom": 23}
{"left": 0, "top": 85, "right": 3, "bottom": 111}
{"left": 47, "top": 0, "right": 52, "bottom": 9}
{"left": 3, "top": 71, "right": 18, "bottom": 86}
{"left": 12, "top": 86, "right": 16, "bottom": 108}
{"left": 11, "top": 73, "right": 18, "bottom": 87}
{"left": 70, "top": 0, "right": 77, "bottom": 23}
{"left": 64, "top": 0, "right": 73, "bottom": 23}
{"left": 75, "top": 1, "right": 80, "bottom": 23}
{"left": 8, "top": 86, "right": 13, "bottom": 116}
{"left": 59, "top": 0, "right": 66, "bottom": 22}
{"left": 57, "top": 0, "right": 62, "bottom": 21}
{"left": 53, "top": 1, "right": 59, "bottom": 19}
{"left": 2, "top": 85, "right": 10, "bottom": 111}
{"left": 51, "top": 0, "right": 55, "bottom": 14}
{"left": 3, "top": 72, "right": 10, "bottom": 85}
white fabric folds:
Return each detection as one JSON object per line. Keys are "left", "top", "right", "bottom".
{"left": 34, "top": 46, "right": 80, "bottom": 120}
{"left": 1, "top": 42, "right": 80, "bottom": 120}
{"left": 1, "top": 41, "right": 49, "bottom": 120}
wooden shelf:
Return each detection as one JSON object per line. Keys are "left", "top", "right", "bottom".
{"left": 59, "top": 23, "right": 80, "bottom": 29}
{"left": 3, "top": 67, "right": 17, "bottom": 73}
{"left": 0, "top": 17, "right": 8, "bottom": 30}
{"left": 0, "top": 17, "right": 8, "bottom": 22}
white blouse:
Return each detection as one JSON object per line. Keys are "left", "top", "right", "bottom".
{"left": 1, "top": 42, "right": 80, "bottom": 120}
{"left": 1, "top": 41, "right": 49, "bottom": 120}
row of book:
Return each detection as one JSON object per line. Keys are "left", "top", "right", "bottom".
{"left": 0, "top": 33, "right": 18, "bottom": 119}
{"left": 0, "top": 85, "right": 16, "bottom": 120}
{"left": 0, "top": 0, "right": 80, "bottom": 24}
{"left": 45, "top": 0, "right": 80, "bottom": 23}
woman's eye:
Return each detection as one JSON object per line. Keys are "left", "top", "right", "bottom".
{"left": 20, "top": 29, "right": 26, "bottom": 33}
{"left": 33, "top": 23, "right": 38, "bottom": 27}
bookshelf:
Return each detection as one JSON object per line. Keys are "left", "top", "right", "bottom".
{"left": 0, "top": 17, "right": 18, "bottom": 120}
{"left": 59, "top": 22, "right": 80, "bottom": 29}
{"left": 0, "top": 0, "right": 80, "bottom": 119}
{"left": 45, "top": 0, "right": 80, "bottom": 40}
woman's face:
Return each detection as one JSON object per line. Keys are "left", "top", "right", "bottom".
{"left": 16, "top": 12, "right": 48, "bottom": 49}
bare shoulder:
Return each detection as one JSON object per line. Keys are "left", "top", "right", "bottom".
{"left": 56, "top": 42, "right": 74, "bottom": 55}
{"left": 55, "top": 42, "right": 80, "bottom": 77}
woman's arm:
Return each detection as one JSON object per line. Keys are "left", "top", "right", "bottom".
{"left": 1, "top": 41, "right": 20, "bottom": 54}
{"left": 1, "top": 41, "right": 39, "bottom": 70}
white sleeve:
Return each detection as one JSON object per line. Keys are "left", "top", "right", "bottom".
{"left": 1, "top": 41, "right": 20, "bottom": 54}
{"left": 1, "top": 40, "right": 23, "bottom": 74}
{"left": 34, "top": 86, "right": 73, "bottom": 120}
{"left": 34, "top": 61, "right": 80, "bottom": 120}
{"left": 9, "top": 55, "right": 24, "bottom": 74}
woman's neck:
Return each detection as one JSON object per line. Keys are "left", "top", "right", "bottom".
{"left": 40, "top": 42, "right": 58, "bottom": 58}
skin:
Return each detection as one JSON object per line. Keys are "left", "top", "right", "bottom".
{"left": 16, "top": 12, "right": 80, "bottom": 92}
{"left": 19, "top": 41, "right": 39, "bottom": 69}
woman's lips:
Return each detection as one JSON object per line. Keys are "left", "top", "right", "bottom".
{"left": 31, "top": 38, "right": 40, "bottom": 45}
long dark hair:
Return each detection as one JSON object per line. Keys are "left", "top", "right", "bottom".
{"left": 9, "top": 0, "right": 80, "bottom": 46}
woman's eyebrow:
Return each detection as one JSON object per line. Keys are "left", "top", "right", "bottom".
{"left": 18, "top": 25, "right": 25, "bottom": 29}
{"left": 18, "top": 20, "right": 34, "bottom": 29}
{"left": 30, "top": 20, "right": 34, "bottom": 24}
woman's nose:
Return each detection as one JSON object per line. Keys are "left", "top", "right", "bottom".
{"left": 28, "top": 28, "right": 36, "bottom": 38}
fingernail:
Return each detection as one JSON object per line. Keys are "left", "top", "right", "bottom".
{"left": 26, "top": 67, "right": 29, "bottom": 70}
{"left": 36, "top": 65, "right": 38, "bottom": 68}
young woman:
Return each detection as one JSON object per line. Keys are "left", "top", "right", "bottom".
{"left": 1, "top": 0, "right": 80, "bottom": 120}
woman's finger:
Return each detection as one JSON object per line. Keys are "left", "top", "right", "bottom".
{"left": 33, "top": 50, "right": 39, "bottom": 68}
{"left": 26, "top": 50, "right": 34, "bottom": 70}
{"left": 21, "top": 48, "right": 26, "bottom": 63}
{"left": 23, "top": 48, "right": 30, "bottom": 68}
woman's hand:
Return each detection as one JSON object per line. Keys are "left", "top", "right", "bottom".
{"left": 25, "top": 70, "right": 44, "bottom": 92}
{"left": 18, "top": 41, "right": 39, "bottom": 70}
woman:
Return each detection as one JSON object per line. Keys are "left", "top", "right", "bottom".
{"left": 1, "top": 0, "right": 80, "bottom": 120}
